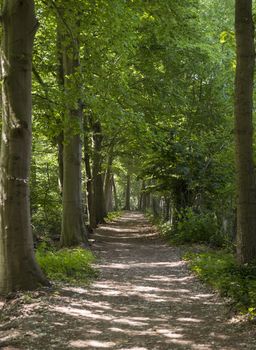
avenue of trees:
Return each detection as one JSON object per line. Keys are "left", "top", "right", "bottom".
{"left": 0, "top": 0, "right": 255, "bottom": 293}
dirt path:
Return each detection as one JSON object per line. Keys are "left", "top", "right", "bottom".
{"left": 0, "top": 212, "right": 256, "bottom": 349}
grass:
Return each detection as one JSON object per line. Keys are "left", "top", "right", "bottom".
{"left": 36, "top": 245, "right": 98, "bottom": 284}
{"left": 105, "top": 211, "right": 122, "bottom": 223}
{"left": 148, "top": 212, "right": 256, "bottom": 319}
{"left": 184, "top": 249, "right": 256, "bottom": 318}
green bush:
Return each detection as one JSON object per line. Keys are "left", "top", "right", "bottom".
{"left": 184, "top": 250, "right": 256, "bottom": 317}
{"left": 175, "top": 209, "right": 219, "bottom": 244}
{"left": 160, "top": 208, "right": 228, "bottom": 247}
{"left": 105, "top": 211, "right": 122, "bottom": 223}
{"left": 36, "top": 246, "right": 98, "bottom": 284}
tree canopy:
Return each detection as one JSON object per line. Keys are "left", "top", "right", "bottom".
{"left": 0, "top": 0, "right": 255, "bottom": 295}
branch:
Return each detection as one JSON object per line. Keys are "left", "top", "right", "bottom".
{"left": 32, "top": 65, "right": 46, "bottom": 88}
{"left": 41, "top": 0, "right": 77, "bottom": 47}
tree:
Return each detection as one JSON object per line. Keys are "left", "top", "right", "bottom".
{"left": 235, "top": 0, "right": 256, "bottom": 264}
{"left": 0, "top": 0, "right": 48, "bottom": 294}
{"left": 92, "top": 121, "right": 107, "bottom": 224}
{"left": 58, "top": 5, "right": 89, "bottom": 247}
{"left": 124, "top": 174, "right": 131, "bottom": 211}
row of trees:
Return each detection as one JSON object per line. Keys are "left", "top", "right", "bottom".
{"left": 0, "top": 0, "right": 254, "bottom": 294}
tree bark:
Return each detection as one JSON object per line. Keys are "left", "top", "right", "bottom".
{"left": 235, "top": 0, "right": 256, "bottom": 263}
{"left": 57, "top": 132, "right": 64, "bottom": 196}
{"left": 139, "top": 181, "right": 147, "bottom": 211}
{"left": 152, "top": 196, "right": 160, "bottom": 217}
{"left": 124, "top": 174, "right": 131, "bottom": 211}
{"left": 0, "top": 0, "right": 48, "bottom": 294}
{"left": 112, "top": 174, "right": 118, "bottom": 210}
{"left": 84, "top": 121, "right": 97, "bottom": 229}
{"left": 92, "top": 121, "right": 107, "bottom": 224}
{"left": 104, "top": 150, "right": 114, "bottom": 213}
{"left": 59, "top": 16, "right": 89, "bottom": 247}
{"left": 164, "top": 197, "right": 171, "bottom": 222}
{"left": 56, "top": 26, "right": 64, "bottom": 196}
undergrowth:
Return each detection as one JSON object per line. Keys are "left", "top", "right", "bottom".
{"left": 159, "top": 209, "right": 230, "bottom": 247}
{"left": 105, "top": 211, "right": 122, "bottom": 223}
{"left": 36, "top": 244, "right": 98, "bottom": 284}
{"left": 184, "top": 250, "right": 256, "bottom": 319}
{"left": 149, "top": 209, "right": 256, "bottom": 319}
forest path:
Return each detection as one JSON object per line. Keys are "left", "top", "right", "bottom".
{"left": 1, "top": 212, "right": 256, "bottom": 350}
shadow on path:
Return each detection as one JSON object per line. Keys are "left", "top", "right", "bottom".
{"left": 1, "top": 212, "right": 256, "bottom": 349}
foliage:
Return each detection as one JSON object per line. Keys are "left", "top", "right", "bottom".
{"left": 159, "top": 208, "right": 230, "bottom": 247}
{"left": 184, "top": 250, "right": 256, "bottom": 317}
{"left": 30, "top": 137, "right": 62, "bottom": 239}
{"left": 105, "top": 211, "right": 122, "bottom": 223}
{"left": 30, "top": 0, "right": 236, "bottom": 240}
{"left": 36, "top": 245, "right": 97, "bottom": 284}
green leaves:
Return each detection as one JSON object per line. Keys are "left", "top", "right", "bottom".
{"left": 220, "top": 30, "right": 235, "bottom": 44}
{"left": 36, "top": 247, "right": 97, "bottom": 283}
{"left": 185, "top": 250, "right": 256, "bottom": 316}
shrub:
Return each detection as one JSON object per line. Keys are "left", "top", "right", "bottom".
{"left": 36, "top": 246, "right": 98, "bottom": 284}
{"left": 105, "top": 211, "right": 122, "bottom": 222}
{"left": 184, "top": 250, "right": 256, "bottom": 317}
{"left": 175, "top": 209, "right": 219, "bottom": 243}
{"left": 160, "top": 208, "right": 229, "bottom": 247}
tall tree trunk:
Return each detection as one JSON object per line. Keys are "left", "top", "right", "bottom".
{"left": 152, "top": 196, "right": 160, "bottom": 217}
{"left": 0, "top": 0, "right": 48, "bottom": 294}
{"left": 92, "top": 121, "right": 107, "bottom": 224}
{"left": 112, "top": 174, "right": 118, "bottom": 211}
{"left": 235, "top": 0, "right": 256, "bottom": 264}
{"left": 124, "top": 174, "right": 131, "bottom": 210}
{"left": 59, "top": 17, "right": 89, "bottom": 247}
{"left": 139, "top": 181, "right": 146, "bottom": 211}
{"left": 164, "top": 197, "right": 171, "bottom": 222}
{"left": 84, "top": 121, "right": 96, "bottom": 229}
{"left": 145, "top": 192, "right": 151, "bottom": 210}
{"left": 56, "top": 26, "right": 64, "bottom": 196}
{"left": 57, "top": 132, "right": 64, "bottom": 195}
{"left": 104, "top": 149, "right": 114, "bottom": 213}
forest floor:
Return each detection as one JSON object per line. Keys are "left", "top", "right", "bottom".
{"left": 0, "top": 212, "right": 256, "bottom": 350}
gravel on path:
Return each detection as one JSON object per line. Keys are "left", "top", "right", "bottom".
{"left": 0, "top": 212, "right": 255, "bottom": 350}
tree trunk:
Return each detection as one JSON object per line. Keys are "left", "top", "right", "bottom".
{"left": 235, "top": 0, "right": 256, "bottom": 264}
{"left": 139, "top": 181, "right": 147, "bottom": 211}
{"left": 152, "top": 196, "right": 160, "bottom": 217}
{"left": 84, "top": 121, "right": 97, "bottom": 229}
{"left": 104, "top": 150, "right": 114, "bottom": 213}
{"left": 92, "top": 121, "right": 107, "bottom": 224}
{"left": 124, "top": 174, "right": 131, "bottom": 210}
{"left": 145, "top": 191, "right": 151, "bottom": 210}
{"left": 59, "top": 18, "right": 89, "bottom": 247}
{"left": 112, "top": 174, "right": 118, "bottom": 210}
{"left": 105, "top": 175, "right": 113, "bottom": 213}
{"left": 57, "top": 132, "right": 64, "bottom": 196}
{"left": 56, "top": 26, "right": 64, "bottom": 196}
{"left": 164, "top": 197, "right": 171, "bottom": 222}
{"left": 0, "top": 0, "right": 48, "bottom": 294}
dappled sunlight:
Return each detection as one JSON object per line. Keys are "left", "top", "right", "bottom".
{"left": 39, "top": 214, "right": 245, "bottom": 349}
{"left": 70, "top": 300, "right": 113, "bottom": 311}
{"left": 62, "top": 286, "right": 88, "bottom": 294}
{"left": 69, "top": 340, "right": 116, "bottom": 348}
{"left": 53, "top": 305, "right": 113, "bottom": 321}
{"left": 99, "top": 226, "right": 139, "bottom": 233}
{"left": 2, "top": 213, "right": 253, "bottom": 350}
{"left": 0, "top": 330, "right": 22, "bottom": 346}
{"left": 177, "top": 317, "right": 203, "bottom": 323}
{"left": 98, "top": 261, "right": 185, "bottom": 270}
{"left": 156, "top": 328, "right": 184, "bottom": 339}
{"left": 118, "top": 348, "right": 148, "bottom": 350}
{"left": 145, "top": 275, "right": 193, "bottom": 283}
{"left": 112, "top": 318, "right": 149, "bottom": 327}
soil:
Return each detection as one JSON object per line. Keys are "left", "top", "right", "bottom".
{"left": 0, "top": 212, "right": 255, "bottom": 350}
